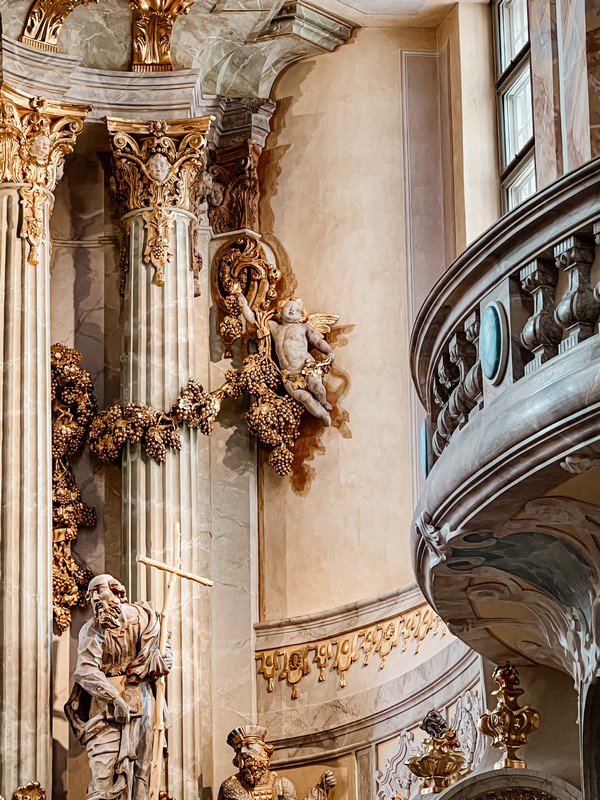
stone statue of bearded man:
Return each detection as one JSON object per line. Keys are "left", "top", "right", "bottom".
{"left": 218, "top": 725, "right": 336, "bottom": 800}
{"left": 64, "top": 574, "right": 172, "bottom": 800}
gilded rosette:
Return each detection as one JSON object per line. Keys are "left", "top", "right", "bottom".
{"left": 478, "top": 662, "right": 540, "bottom": 769}
{"left": 105, "top": 116, "right": 212, "bottom": 285}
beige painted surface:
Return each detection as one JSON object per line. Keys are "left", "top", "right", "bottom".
{"left": 259, "top": 27, "right": 437, "bottom": 619}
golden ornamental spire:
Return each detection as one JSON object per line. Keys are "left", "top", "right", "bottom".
{"left": 105, "top": 116, "right": 212, "bottom": 286}
{"left": 478, "top": 662, "right": 540, "bottom": 769}
{"left": 0, "top": 84, "right": 90, "bottom": 265}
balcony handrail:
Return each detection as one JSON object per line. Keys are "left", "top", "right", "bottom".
{"left": 410, "top": 156, "right": 600, "bottom": 407}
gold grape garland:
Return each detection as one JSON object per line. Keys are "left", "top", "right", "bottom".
{"left": 51, "top": 344, "right": 98, "bottom": 632}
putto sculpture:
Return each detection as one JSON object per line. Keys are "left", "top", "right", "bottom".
{"left": 237, "top": 293, "right": 337, "bottom": 426}
{"left": 64, "top": 574, "right": 173, "bottom": 800}
{"left": 218, "top": 725, "right": 336, "bottom": 800}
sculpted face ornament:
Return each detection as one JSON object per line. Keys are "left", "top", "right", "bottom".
{"left": 146, "top": 153, "right": 171, "bottom": 182}
{"left": 87, "top": 574, "right": 127, "bottom": 630}
{"left": 29, "top": 133, "right": 51, "bottom": 161}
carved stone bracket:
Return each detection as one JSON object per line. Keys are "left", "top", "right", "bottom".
{"left": 207, "top": 140, "right": 261, "bottom": 234}
{"left": 106, "top": 116, "right": 211, "bottom": 286}
{"left": 130, "top": 0, "right": 195, "bottom": 72}
{"left": 255, "top": 604, "right": 447, "bottom": 699}
{"left": 554, "top": 235, "right": 598, "bottom": 353}
{"left": 0, "top": 84, "right": 89, "bottom": 265}
{"left": 19, "top": 0, "right": 99, "bottom": 52}
{"left": 520, "top": 258, "right": 562, "bottom": 372}
{"left": 254, "top": 1, "right": 352, "bottom": 52}
{"left": 212, "top": 233, "right": 280, "bottom": 355}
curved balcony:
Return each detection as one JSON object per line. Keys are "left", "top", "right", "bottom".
{"left": 411, "top": 157, "right": 600, "bottom": 689}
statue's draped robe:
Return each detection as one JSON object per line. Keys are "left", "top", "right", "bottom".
{"left": 218, "top": 773, "right": 329, "bottom": 800}
{"left": 65, "top": 603, "right": 171, "bottom": 800}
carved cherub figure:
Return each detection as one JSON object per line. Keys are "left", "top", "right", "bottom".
{"left": 218, "top": 725, "right": 336, "bottom": 800}
{"left": 237, "top": 293, "right": 337, "bottom": 425}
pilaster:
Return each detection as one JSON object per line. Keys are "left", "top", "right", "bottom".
{"left": 0, "top": 83, "right": 88, "bottom": 798}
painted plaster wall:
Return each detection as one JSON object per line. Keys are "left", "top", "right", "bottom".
{"left": 258, "top": 26, "right": 439, "bottom": 620}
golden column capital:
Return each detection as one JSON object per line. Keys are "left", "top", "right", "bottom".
{"left": 105, "top": 116, "right": 212, "bottom": 286}
{"left": 20, "top": 0, "right": 99, "bottom": 52}
{"left": 130, "top": 0, "right": 195, "bottom": 73}
{"left": 0, "top": 84, "right": 90, "bottom": 265}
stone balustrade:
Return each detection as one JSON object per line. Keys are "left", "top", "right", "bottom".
{"left": 413, "top": 156, "right": 600, "bottom": 475}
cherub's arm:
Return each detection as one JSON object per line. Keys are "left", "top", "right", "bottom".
{"left": 306, "top": 324, "right": 334, "bottom": 359}
{"left": 237, "top": 293, "right": 258, "bottom": 327}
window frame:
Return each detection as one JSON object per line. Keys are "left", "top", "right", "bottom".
{"left": 492, "top": 0, "right": 536, "bottom": 212}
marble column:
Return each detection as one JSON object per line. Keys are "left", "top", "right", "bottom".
{"left": 106, "top": 116, "right": 212, "bottom": 800}
{"left": 0, "top": 84, "right": 88, "bottom": 797}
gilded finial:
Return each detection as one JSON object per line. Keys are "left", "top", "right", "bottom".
{"left": 406, "top": 710, "right": 471, "bottom": 795}
{"left": 478, "top": 661, "right": 540, "bottom": 769}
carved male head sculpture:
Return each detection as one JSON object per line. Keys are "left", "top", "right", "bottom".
{"left": 86, "top": 574, "right": 127, "bottom": 630}
{"left": 227, "top": 725, "right": 273, "bottom": 787}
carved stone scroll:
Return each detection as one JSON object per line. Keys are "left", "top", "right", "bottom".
{"left": 520, "top": 258, "right": 563, "bottom": 371}
{"left": 554, "top": 235, "right": 598, "bottom": 353}
{"left": 130, "top": 0, "right": 195, "bottom": 72}
{"left": 106, "top": 116, "right": 211, "bottom": 286}
{"left": 207, "top": 140, "right": 260, "bottom": 234}
{"left": 19, "top": 0, "right": 98, "bottom": 52}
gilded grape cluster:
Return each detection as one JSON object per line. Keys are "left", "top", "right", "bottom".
{"left": 172, "top": 379, "right": 223, "bottom": 436}
{"left": 51, "top": 344, "right": 98, "bottom": 633}
{"left": 238, "top": 353, "right": 281, "bottom": 395}
{"left": 246, "top": 388, "right": 303, "bottom": 475}
{"left": 53, "top": 541, "right": 93, "bottom": 633}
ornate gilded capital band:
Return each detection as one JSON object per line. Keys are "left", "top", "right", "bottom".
{"left": 255, "top": 605, "right": 447, "bottom": 699}
{"left": 0, "top": 84, "right": 89, "bottom": 265}
{"left": 106, "top": 116, "right": 212, "bottom": 286}
{"left": 19, "top": 0, "right": 99, "bottom": 52}
{"left": 130, "top": 0, "right": 195, "bottom": 72}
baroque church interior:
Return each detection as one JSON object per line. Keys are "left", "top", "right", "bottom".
{"left": 1, "top": 0, "right": 599, "bottom": 798}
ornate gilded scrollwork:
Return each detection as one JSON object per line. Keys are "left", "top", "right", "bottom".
{"left": 19, "top": 0, "right": 98, "bottom": 52}
{"left": 0, "top": 85, "right": 89, "bottom": 265}
{"left": 106, "top": 116, "right": 211, "bottom": 286}
{"left": 51, "top": 344, "right": 98, "bottom": 632}
{"left": 130, "top": 0, "right": 195, "bottom": 72}
{"left": 14, "top": 782, "right": 46, "bottom": 800}
{"left": 207, "top": 140, "right": 260, "bottom": 234}
{"left": 212, "top": 234, "right": 280, "bottom": 355}
{"left": 479, "top": 662, "right": 540, "bottom": 769}
{"left": 255, "top": 605, "right": 447, "bottom": 699}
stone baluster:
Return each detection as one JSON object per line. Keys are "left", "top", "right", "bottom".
{"left": 0, "top": 84, "right": 88, "bottom": 797}
{"left": 593, "top": 221, "right": 600, "bottom": 304}
{"left": 554, "top": 235, "right": 599, "bottom": 352}
{"left": 520, "top": 258, "right": 563, "bottom": 372}
{"left": 432, "top": 351, "right": 459, "bottom": 457}
{"left": 106, "top": 116, "right": 212, "bottom": 800}
{"left": 447, "top": 331, "right": 477, "bottom": 428}
{"left": 463, "top": 310, "right": 483, "bottom": 416}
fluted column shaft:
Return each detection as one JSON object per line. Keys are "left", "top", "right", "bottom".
{"left": 0, "top": 85, "right": 88, "bottom": 798}
{"left": 107, "top": 116, "right": 212, "bottom": 800}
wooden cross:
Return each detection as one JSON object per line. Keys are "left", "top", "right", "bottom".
{"left": 136, "top": 524, "right": 213, "bottom": 800}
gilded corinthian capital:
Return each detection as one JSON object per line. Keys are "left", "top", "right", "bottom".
{"left": 0, "top": 84, "right": 90, "bottom": 265}
{"left": 105, "top": 116, "right": 212, "bottom": 286}
{"left": 130, "top": 0, "right": 195, "bottom": 73}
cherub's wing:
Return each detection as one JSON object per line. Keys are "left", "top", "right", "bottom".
{"left": 307, "top": 313, "right": 339, "bottom": 336}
